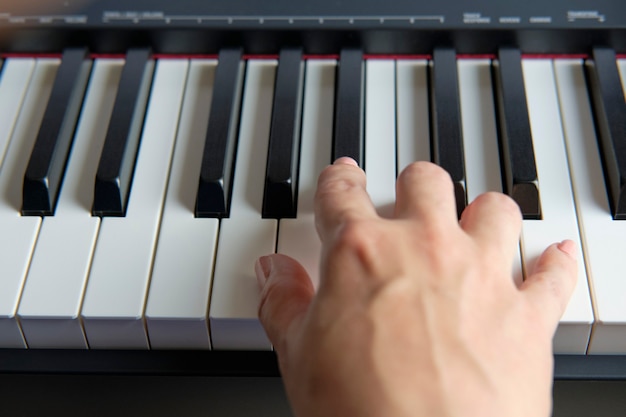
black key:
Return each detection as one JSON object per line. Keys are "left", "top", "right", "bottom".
{"left": 195, "top": 48, "right": 245, "bottom": 218}
{"left": 586, "top": 48, "right": 626, "bottom": 220}
{"left": 430, "top": 48, "right": 467, "bottom": 218}
{"left": 93, "top": 49, "right": 154, "bottom": 217}
{"left": 262, "top": 49, "right": 305, "bottom": 219}
{"left": 22, "top": 48, "right": 92, "bottom": 216}
{"left": 333, "top": 49, "right": 364, "bottom": 166}
{"left": 493, "top": 48, "right": 541, "bottom": 219}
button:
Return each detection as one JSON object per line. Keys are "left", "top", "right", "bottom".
{"left": 81, "top": 60, "right": 188, "bottom": 349}
{"left": 365, "top": 59, "right": 396, "bottom": 218}
{"left": 262, "top": 48, "right": 305, "bottom": 219}
{"left": 0, "top": 59, "right": 56, "bottom": 348}
{"left": 17, "top": 59, "right": 123, "bottom": 348}
{"left": 493, "top": 48, "right": 541, "bottom": 219}
{"left": 22, "top": 48, "right": 92, "bottom": 216}
{"left": 146, "top": 59, "right": 218, "bottom": 349}
{"left": 277, "top": 59, "right": 336, "bottom": 290}
{"left": 93, "top": 49, "right": 154, "bottom": 217}
{"left": 209, "top": 60, "right": 277, "bottom": 350}
{"left": 585, "top": 47, "right": 626, "bottom": 220}
{"left": 195, "top": 48, "right": 245, "bottom": 218}
{"left": 333, "top": 49, "right": 364, "bottom": 166}
{"left": 431, "top": 48, "right": 467, "bottom": 217}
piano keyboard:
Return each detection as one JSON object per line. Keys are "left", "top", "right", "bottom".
{"left": 0, "top": 50, "right": 625, "bottom": 358}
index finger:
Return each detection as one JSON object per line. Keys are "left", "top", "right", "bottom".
{"left": 314, "top": 157, "right": 378, "bottom": 244}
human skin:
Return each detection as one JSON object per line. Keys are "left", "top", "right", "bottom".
{"left": 255, "top": 158, "right": 577, "bottom": 417}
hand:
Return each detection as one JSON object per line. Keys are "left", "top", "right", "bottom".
{"left": 255, "top": 159, "right": 577, "bottom": 417}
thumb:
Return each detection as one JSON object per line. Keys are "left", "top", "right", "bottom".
{"left": 521, "top": 240, "right": 578, "bottom": 333}
{"left": 256, "top": 253, "right": 314, "bottom": 355}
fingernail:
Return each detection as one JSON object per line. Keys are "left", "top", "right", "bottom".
{"left": 557, "top": 240, "right": 577, "bottom": 259}
{"left": 255, "top": 256, "right": 273, "bottom": 287}
{"left": 333, "top": 157, "right": 359, "bottom": 167}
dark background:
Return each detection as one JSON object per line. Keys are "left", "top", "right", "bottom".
{"left": 0, "top": 375, "right": 625, "bottom": 416}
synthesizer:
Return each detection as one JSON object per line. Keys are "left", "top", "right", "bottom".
{"left": 0, "top": 0, "right": 625, "bottom": 54}
{"left": 0, "top": 0, "right": 626, "bottom": 380}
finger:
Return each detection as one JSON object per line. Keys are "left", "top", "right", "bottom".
{"left": 460, "top": 192, "right": 522, "bottom": 262}
{"left": 520, "top": 240, "right": 578, "bottom": 332}
{"left": 256, "top": 254, "right": 315, "bottom": 356}
{"left": 394, "top": 161, "right": 458, "bottom": 226}
{"left": 315, "top": 157, "right": 378, "bottom": 244}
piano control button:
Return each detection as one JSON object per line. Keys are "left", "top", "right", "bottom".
{"left": 431, "top": 48, "right": 467, "bottom": 218}
{"left": 81, "top": 60, "right": 189, "bottom": 349}
{"left": 262, "top": 48, "right": 305, "bottom": 219}
{"left": 493, "top": 48, "right": 541, "bottom": 220}
{"left": 521, "top": 59, "right": 593, "bottom": 353}
{"left": 210, "top": 60, "right": 277, "bottom": 350}
{"left": 365, "top": 59, "right": 396, "bottom": 218}
{"left": 22, "top": 48, "right": 92, "bottom": 216}
{"left": 93, "top": 49, "right": 155, "bottom": 217}
{"left": 555, "top": 60, "right": 626, "bottom": 354}
{"left": 585, "top": 48, "right": 626, "bottom": 220}
{"left": 195, "top": 49, "right": 245, "bottom": 218}
{"left": 396, "top": 60, "right": 430, "bottom": 171}
{"left": 0, "top": 59, "right": 57, "bottom": 348}
{"left": 333, "top": 48, "right": 364, "bottom": 166}
{"left": 17, "top": 60, "right": 123, "bottom": 349}
{"left": 458, "top": 59, "right": 524, "bottom": 286}
{"left": 277, "top": 59, "right": 336, "bottom": 290}
{"left": 146, "top": 59, "right": 218, "bottom": 350}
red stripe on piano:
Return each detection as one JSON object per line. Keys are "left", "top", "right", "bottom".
{"left": 90, "top": 53, "right": 127, "bottom": 59}
{"left": 1, "top": 52, "right": 62, "bottom": 59}
{"left": 303, "top": 54, "right": 340, "bottom": 60}
{"left": 457, "top": 54, "right": 496, "bottom": 59}
{"left": 152, "top": 53, "right": 219, "bottom": 60}
{"left": 2, "top": 53, "right": 621, "bottom": 61}
{"left": 521, "top": 53, "right": 589, "bottom": 59}
{"left": 363, "top": 54, "right": 431, "bottom": 60}
{"left": 242, "top": 54, "right": 279, "bottom": 60}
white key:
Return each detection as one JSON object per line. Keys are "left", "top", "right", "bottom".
{"left": 618, "top": 59, "right": 626, "bottom": 95}
{"left": 457, "top": 59, "right": 524, "bottom": 286}
{"left": 0, "top": 59, "right": 58, "bottom": 348}
{"left": 146, "top": 60, "right": 218, "bottom": 349}
{"left": 521, "top": 59, "right": 593, "bottom": 353}
{"left": 81, "top": 60, "right": 189, "bottom": 349}
{"left": 365, "top": 60, "right": 396, "bottom": 217}
{"left": 277, "top": 60, "right": 336, "bottom": 289}
{"left": 457, "top": 60, "right": 502, "bottom": 200}
{"left": 555, "top": 60, "right": 626, "bottom": 354}
{"left": 396, "top": 60, "right": 430, "bottom": 171}
{"left": 0, "top": 59, "right": 35, "bottom": 167}
{"left": 17, "top": 60, "right": 124, "bottom": 348}
{"left": 209, "top": 60, "right": 278, "bottom": 350}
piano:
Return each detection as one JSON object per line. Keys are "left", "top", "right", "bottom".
{"left": 0, "top": 0, "right": 626, "bottom": 382}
